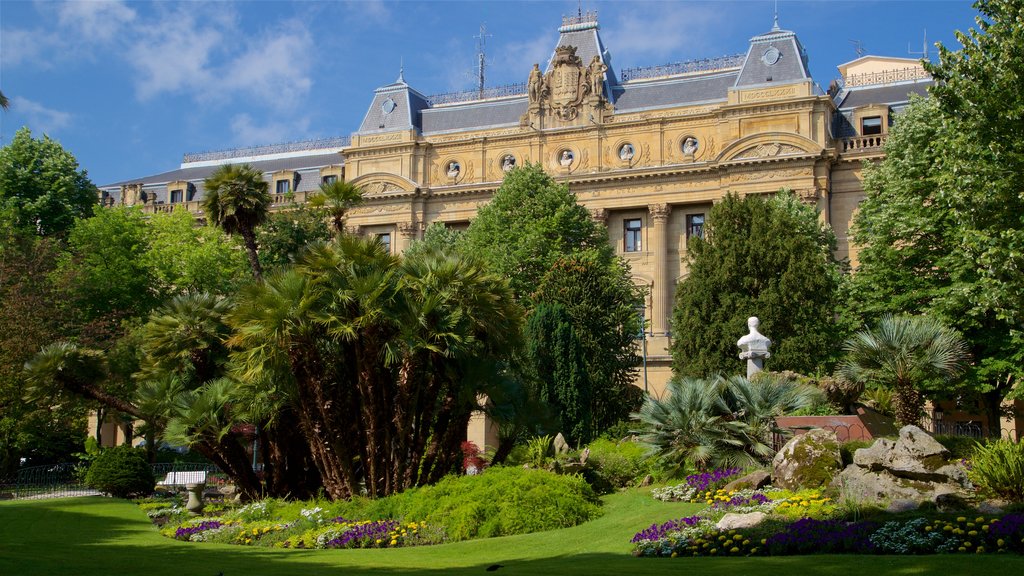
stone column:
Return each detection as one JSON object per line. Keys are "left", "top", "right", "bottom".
{"left": 648, "top": 203, "right": 671, "bottom": 339}
{"left": 395, "top": 222, "right": 418, "bottom": 253}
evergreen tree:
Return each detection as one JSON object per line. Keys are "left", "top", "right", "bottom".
{"left": 671, "top": 191, "right": 844, "bottom": 377}
{"left": 525, "top": 303, "right": 592, "bottom": 445}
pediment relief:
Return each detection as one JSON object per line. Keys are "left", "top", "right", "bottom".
{"left": 734, "top": 143, "right": 805, "bottom": 160}
{"left": 717, "top": 132, "right": 822, "bottom": 163}
{"left": 347, "top": 172, "right": 418, "bottom": 195}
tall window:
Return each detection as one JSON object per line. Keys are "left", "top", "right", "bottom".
{"left": 276, "top": 180, "right": 291, "bottom": 194}
{"left": 378, "top": 233, "right": 392, "bottom": 254}
{"left": 170, "top": 189, "right": 183, "bottom": 203}
{"left": 322, "top": 174, "right": 338, "bottom": 186}
{"left": 624, "top": 218, "right": 643, "bottom": 252}
{"left": 861, "top": 116, "right": 883, "bottom": 135}
{"left": 687, "top": 213, "right": 705, "bottom": 240}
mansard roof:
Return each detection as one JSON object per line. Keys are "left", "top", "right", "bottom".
{"left": 733, "top": 21, "right": 812, "bottom": 89}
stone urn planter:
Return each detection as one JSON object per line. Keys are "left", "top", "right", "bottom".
{"left": 185, "top": 483, "right": 205, "bottom": 516}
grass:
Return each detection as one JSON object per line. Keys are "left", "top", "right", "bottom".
{"left": 3, "top": 490, "right": 1024, "bottom": 575}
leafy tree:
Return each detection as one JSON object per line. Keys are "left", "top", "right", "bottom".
{"left": 146, "top": 209, "right": 248, "bottom": 294}
{"left": 839, "top": 315, "right": 971, "bottom": 427}
{"left": 202, "top": 164, "right": 271, "bottom": 280}
{"left": 0, "top": 228, "right": 83, "bottom": 474}
{"left": 850, "top": 1, "right": 1024, "bottom": 429}
{"left": 307, "top": 180, "right": 364, "bottom": 237}
{"left": 405, "top": 222, "right": 465, "bottom": 260}
{"left": 255, "top": 204, "right": 332, "bottom": 270}
{"left": 465, "top": 164, "right": 641, "bottom": 441}
{"left": 464, "top": 163, "right": 611, "bottom": 304}
{"left": 634, "top": 373, "right": 821, "bottom": 471}
{"left": 57, "top": 206, "right": 158, "bottom": 324}
{"left": 84, "top": 445, "right": 154, "bottom": 498}
{"left": 0, "top": 127, "right": 97, "bottom": 236}
{"left": 671, "top": 191, "right": 845, "bottom": 377}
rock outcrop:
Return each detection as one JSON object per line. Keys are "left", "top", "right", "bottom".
{"left": 771, "top": 429, "right": 842, "bottom": 490}
{"left": 833, "top": 425, "right": 971, "bottom": 505}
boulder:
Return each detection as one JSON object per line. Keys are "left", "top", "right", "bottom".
{"left": 772, "top": 429, "right": 842, "bottom": 490}
{"left": 639, "top": 474, "right": 654, "bottom": 487}
{"left": 934, "top": 492, "right": 971, "bottom": 513}
{"left": 833, "top": 425, "right": 972, "bottom": 507}
{"left": 978, "top": 500, "right": 1008, "bottom": 515}
{"left": 716, "top": 512, "right": 767, "bottom": 531}
{"left": 553, "top": 433, "right": 570, "bottom": 455}
{"left": 723, "top": 470, "right": 772, "bottom": 492}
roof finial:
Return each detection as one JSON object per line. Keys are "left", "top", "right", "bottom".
{"left": 398, "top": 57, "right": 405, "bottom": 83}
{"left": 772, "top": 0, "right": 780, "bottom": 31}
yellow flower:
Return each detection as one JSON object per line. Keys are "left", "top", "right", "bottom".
{"left": 253, "top": 528, "right": 260, "bottom": 535}
{"left": 976, "top": 517, "right": 985, "bottom": 524}
{"left": 761, "top": 539, "right": 767, "bottom": 545}
{"left": 925, "top": 526, "right": 932, "bottom": 532}
{"left": 964, "top": 541, "right": 973, "bottom": 547}
{"left": 390, "top": 539, "right": 397, "bottom": 546}
{"left": 709, "top": 548, "right": 718, "bottom": 555}
{"left": 671, "top": 552, "right": 678, "bottom": 558}
{"left": 957, "top": 517, "right": 967, "bottom": 523}
{"left": 969, "top": 530, "right": 978, "bottom": 536}
{"left": 998, "top": 539, "right": 1005, "bottom": 547}
{"left": 375, "top": 539, "right": 382, "bottom": 544}
{"left": 982, "top": 525, "right": 990, "bottom": 532}
{"left": 976, "top": 546, "right": 985, "bottom": 554}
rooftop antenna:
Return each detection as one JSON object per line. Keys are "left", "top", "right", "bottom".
{"left": 474, "top": 23, "right": 492, "bottom": 98}
{"left": 772, "top": 0, "right": 780, "bottom": 31}
{"left": 908, "top": 29, "right": 929, "bottom": 60}
{"left": 849, "top": 39, "right": 866, "bottom": 57}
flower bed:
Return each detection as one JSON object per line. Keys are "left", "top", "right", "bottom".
{"left": 635, "top": 465, "right": 1024, "bottom": 557}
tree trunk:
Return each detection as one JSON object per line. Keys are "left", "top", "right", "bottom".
{"left": 239, "top": 226, "right": 264, "bottom": 282}
{"left": 893, "top": 382, "right": 923, "bottom": 428}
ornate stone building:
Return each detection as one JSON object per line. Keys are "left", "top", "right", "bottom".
{"left": 100, "top": 14, "right": 933, "bottom": 445}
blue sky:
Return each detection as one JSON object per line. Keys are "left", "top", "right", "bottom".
{"left": 1, "top": 0, "right": 978, "bottom": 186}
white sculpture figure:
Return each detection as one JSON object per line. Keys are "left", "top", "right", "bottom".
{"left": 447, "top": 161, "right": 461, "bottom": 178}
{"left": 682, "top": 136, "right": 699, "bottom": 155}
{"left": 560, "top": 150, "right": 574, "bottom": 167}
{"left": 737, "top": 316, "right": 771, "bottom": 378}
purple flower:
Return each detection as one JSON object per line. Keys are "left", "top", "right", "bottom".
{"left": 174, "top": 520, "right": 223, "bottom": 540}
{"left": 325, "top": 520, "right": 401, "bottom": 549}
{"left": 631, "top": 515, "right": 702, "bottom": 543}
{"left": 684, "top": 468, "right": 742, "bottom": 493}
{"left": 764, "top": 518, "right": 877, "bottom": 555}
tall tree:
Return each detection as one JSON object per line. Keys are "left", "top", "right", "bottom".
{"left": 255, "top": 204, "right": 332, "bottom": 270}
{"left": 202, "top": 164, "right": 271, "bottom": 281}
{"left": 850, "top": 0, "right": 1024, "bottom": 429}
{"left": 840, "top": 315, "right": 971, "bottom": 427}
{"left": 671, "top": 191, "right": 845, "bottom": 377}
{"left": 0, "top": 127, "right": 97, "bottom": 236}
{"left": 525, "top": 303, "right": 592, "bottom": 445}
{"left": 146, "top": 208, "right": 249, "bottom": 295}
{"left": 464, "top": 163, "right": 642, "bottom": 439}
{"left": 464, "top": 163, "right": 611, "bottom": 304}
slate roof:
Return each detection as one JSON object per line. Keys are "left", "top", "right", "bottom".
{"left": 734, "top": 25, "right": 811, "bottom": 88}
{"left": 422, "top": 98, "right": 527, "bottom": 134}
{"left": 835, "top": 80, "right": 932, "bottom": 110}
{"left": 615, "top": 71, "right": 738, "bottom": 112}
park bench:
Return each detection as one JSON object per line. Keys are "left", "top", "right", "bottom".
{"left": 157, "top": 470, "right": 207, "bottom": 487}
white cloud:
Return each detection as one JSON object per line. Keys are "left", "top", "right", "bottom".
{"left": 222, "top": 19, "right": 314, "bottom": 109}
{"left": 602, "top": 5, "right": 728, "bottom": 64}
{"left": 11, "top": 97, "right": 72, "bottom": 133}
{"left": 56, "top": 0, "right": 136, "bottom": 42}
{"left": 501, "top": 33, "right": 554, "bottom": 74}
{"left": 125, "top": 6, "right": 313, "bottom": 110}
{"left": 343, "top": 0, "right": 392, "bottom": 27}
{"left": 0, "top": 27, "right": 59, "bottom": 67}
{"left": 229, "top": 113, "right": 311, "bottom": 147}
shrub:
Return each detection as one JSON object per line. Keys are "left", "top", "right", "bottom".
{"left": 369, "top": 466, "right": 601, "bottom": 541}
{"left": 935, "top": 435, "right": 986, "bottom": 460}
{"left": 585, "top": 438, "right": 652, "bottom": 488}
{"left": 968, "top": 438, "right": 1024, "bottom": 501}
{"left": 85, "top": 445, "right": 155, "bottom": 498}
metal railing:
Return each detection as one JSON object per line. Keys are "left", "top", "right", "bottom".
{"left": 427, "top": 82, "right": 528, "bottom": 106}
{"left": 841, "top": 66, "right": 931, "bottom": 88}
{"left": 183, "top": 137, "right": 351, "bottom": 164}
{"left": 620, "top": 54, "right": 745, "bottom": 82}
{"left": 0, "top": 461, "right": 223, "bottom": 500}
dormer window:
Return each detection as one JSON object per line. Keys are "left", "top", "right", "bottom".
{"left": 862, "top": 116, "right": 883, "bottom": 136}
{"left": 276, "top": 180, "right": 291, "bottom": 195}
{"left": 322, "top": 175, "right": 338, "bottom": 186}
{"left": 170, "top": 189, "right": 183, "bottom": 203}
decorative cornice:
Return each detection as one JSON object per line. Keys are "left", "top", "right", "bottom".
{"left": 648, "top": 203, "right": 671, "bottom": 222}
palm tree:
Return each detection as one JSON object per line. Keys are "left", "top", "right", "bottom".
{"left": 137, "top": 292, "right": 232, "bottom": 383}
{"left": 633, "top": 373, "right": 820, "bottom": 471}
{"left": 308, "top": 180, "right": 364, "bottom": 237}
{"left": 202, "top": 164, "right": 271, "bottom": 280}
{"left": 840, "top": 314, "right": 970, "bottom": 427}
{"left": 0, "top": 90, "right": 9, "bottom": 110}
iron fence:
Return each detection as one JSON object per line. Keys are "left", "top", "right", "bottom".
{"left": 0, "top": 461, "right": 223, "bottom": 501}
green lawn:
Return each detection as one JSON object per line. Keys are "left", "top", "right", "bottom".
{"left": 2, "top": 491, "right": 1022, "bottom": 575}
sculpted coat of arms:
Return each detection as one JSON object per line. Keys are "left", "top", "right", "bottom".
{"left": 527, "top": 45, "right": 607, "bottom": 122}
